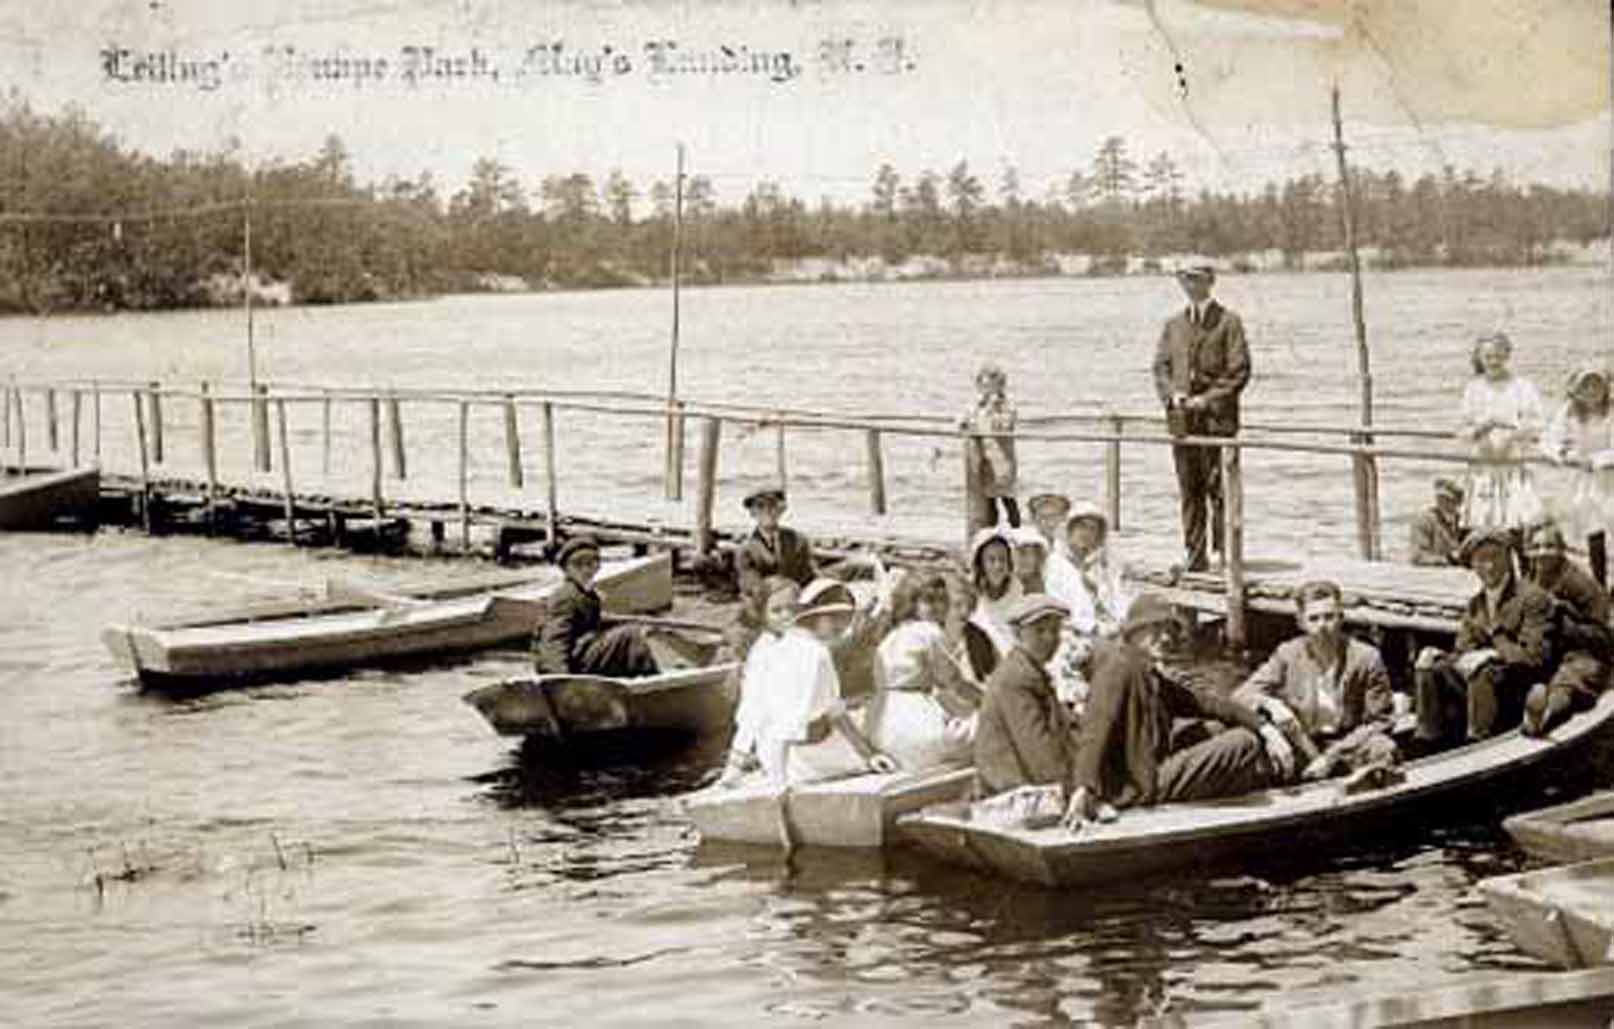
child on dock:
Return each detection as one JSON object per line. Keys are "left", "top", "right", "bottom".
{"left": 532, "top": 536, "right": 658, "bottom": 679}
{"left": 960, "top": 363, "right": 1020, "bottom": 536}
{"left": 1459, "top": 332, "right": 1544, "bottom": 537}
{"left": 864, "top": 571, "right": 982, "bottom": 771}
{"left": 1541, "top": 367, "right": 1614, "bottom": 587}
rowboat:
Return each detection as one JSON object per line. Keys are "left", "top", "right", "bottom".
{"left": 1481, "top": 858, "right": 1614, "bottom": 970}
{"left": 462, "top": 625, "right": 740, "bottom": 741}
{"left": 898, "top": 692, "right": 1614, "bottom": 887}
{"left": 0, "top": 467, "right": 99, "bottom": 530}
{"left": 684, "top": 764, "right": 977, "bottom": 849}
{"left": 102, "top": 551, "right": 672, "bottom": 689}
{"left": 1505, "top": 790, "right": 1614, "bottom": 864}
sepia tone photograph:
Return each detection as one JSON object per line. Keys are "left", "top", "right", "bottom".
{"left": 1, "top": 1, "right": 1611, "bottom": 1025}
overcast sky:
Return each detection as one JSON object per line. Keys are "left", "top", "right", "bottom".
{"left": 4, "top": 0, "right": 1609, "bottom": 208}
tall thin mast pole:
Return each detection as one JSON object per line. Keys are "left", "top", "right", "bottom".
{"left": 243, "top": 196, "right": 257, "bottom": 389}
{"left": 1331, "top": 84, "right": 1380, "bottom": 559}
{"left": 663, "top": 143, "right": 687, "bottom": 501}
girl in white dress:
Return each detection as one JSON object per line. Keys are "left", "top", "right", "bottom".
{"left": 967, "top": 528, "right": 1023, "bottom": 662}
{"left": 1459, "top": 332, "right": 1545, "bottom": 532}
{"left": 1542, "top": 367, "right": 1614, "bottom": 585}
{"left": 863, "top": 572, "right": 982, "bottom": 770}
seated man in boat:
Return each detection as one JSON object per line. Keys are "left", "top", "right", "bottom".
{"left": 1413, "top": 526, "right": 1552, "bottom": 745}
{"left": 865, "top": 571, "right": 983, "bottom": 770}
{"left": 1232, "top": 580, "right": 1397, "bottom": 779}
{"left": 1520, "top": 521, "right": 1612, "bottom": 736}
{"left": 1064, "top": 593, "right": 1292, "bottom": 829}
{"left": 719, "top": 579, "right": 895, "bottom": 786}
{"left": 532, "top": 536, "right": 659, "bottom": 679}
{"left": 734, "top": 487, "right": 816, "bottom": 596}
{"left": 973, "top": 594, "right": 1081, "bottom": 798}
{"left": 1409, "top": 476, "right": 1467, "bottom": 567}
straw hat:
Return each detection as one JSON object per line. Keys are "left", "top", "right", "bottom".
{"left": 797, "top": 579, "right": 857, "bottom": 620}
{"left": 1121, "top": 593, "right": 1177, "bottom": 637}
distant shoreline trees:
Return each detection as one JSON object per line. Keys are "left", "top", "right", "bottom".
{"left": 0, "top": 99, "right": 1607, "bottom": 314}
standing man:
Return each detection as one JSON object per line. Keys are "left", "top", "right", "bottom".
{"left": 1152, "top": 264, "right": 1252, "bottom": 573}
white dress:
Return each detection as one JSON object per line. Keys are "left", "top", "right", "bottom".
{"left": 863, "top": 621, "right": 972, "bottom": 770}
{"left": 969, "top": 579, "right": 1024, "bottom": 660}
{"left": 1541, "top": 404, "right": 1614, "bottom": 541}
{"left": 1459, "top": 375, "right": 1544, "bottom": 530}
{"left": 729, "top": 627, "right": 866, "bottom": 785}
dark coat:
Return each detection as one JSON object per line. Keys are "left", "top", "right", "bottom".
{"left": 1409, "top": 507, "right": 1465, "bottom": 567}
{"left": 734, "top": 526, "right": 816, "bottom": 596}
{"left": 532, "top": 576, "right": 602, "bottom": 675}
{"left": 1537, "top": 560, "right": 1614, "bottom": 659}
{"left": 1075, "top": 638, "right": 1264, "bottom": 808}
{"left": 1151, "top": 300, "right": 1251, "bottom": 437}
{"left": 1455, "top": 574, "right": 1552, "bottom": 675}
{"left": 973, "top": 646, "right": 1079, "bottom": 795}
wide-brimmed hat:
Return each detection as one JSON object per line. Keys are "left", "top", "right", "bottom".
{"left": 1006, "top": 593, "right": 1070, "bottom": 628}
{"left": 1524, "top": 521, "right": 1568, "bottom": 557}
{"left": 742, "top": 486, "right": 787, "bottom": 511}
{"left": 1175, "top": 263, "right": 1216, "bottom": 283}
{"left": 1006, "top": 526, "right": 1048, "bottom": 551}
{"left": 1026, "top": 493, "right": 1072, "bottom": 518}
{"left": 1458, "top": 526, "right": 1514, "bottom": 563}
{"left": 796, "top": 579, "right": 857, "bottom": 620}
{"left": 1434, "top": 477, "right": 1464, "bottom": 500}
{"left": 1121, "top": 592, "right": 1177, "bottom": 637}
{"left": 556, "top": 535, "right": 601, "bottom": 568}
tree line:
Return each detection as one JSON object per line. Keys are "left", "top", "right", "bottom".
{"left": 1, "top": 96, "right": 1607, "bottom": 313}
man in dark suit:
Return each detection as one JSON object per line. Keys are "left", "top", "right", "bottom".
{"left": 1413, "top": 527, "right": 1552, "bottom": 743}
{"left": 734, "top": 487, "right": 816, "bottom": 596}
{"left": 1151, "top": 264, "right": 1252, "bottom": 572}
{"left": 532, "top": 536, "right": 658, "bottom": 678}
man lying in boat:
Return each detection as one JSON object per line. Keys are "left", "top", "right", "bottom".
{"left": 1413, "top": 526, "right": 1552, "bottom": 746}
{"left": 531, "top": 536, "right": 659, "bottom": 679}
{"left": 1520, "top": 521, "right": 1612, "bottom": 737}
{"left": 719, "top": 578, "right": 896, "bottom": 786}
{"left": 1064, "top": 593, "right": 1293, "bottom": 829}
{"left": 1232, "top": 579, "right": 1397, "bottom": 780}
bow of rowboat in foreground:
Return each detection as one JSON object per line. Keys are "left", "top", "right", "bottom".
{"left": 462, "top": 658, "right": 742, "bottom": 742}
{"left": 1503, "top": 789, "right": 1614, "bottom": 865}
{"left": 0, "top": 467, "right": 99, "bottom": 530}
{"left": 898, "top": 692, "right": 1614, "bottom": 888}
{"left": 684, "top": 764, "right": 977, "bottom": 849}
{"left": 1480, "top": 857, "right": 1614, "bottom": 971}
{"left": 103, "top": 551, "right": 672, "bottom": 689}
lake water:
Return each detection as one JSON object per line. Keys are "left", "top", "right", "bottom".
{"left": 1, "top": 267, "right": 1611, "bottom": 1026}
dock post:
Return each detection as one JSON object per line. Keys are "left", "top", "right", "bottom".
{"left": 663, "top": 400, "right": 685, "bottom": 501}
{"left": 540, "top": 401, "right": 559, "bottom": 550}
{"left": 321, "top": 389, "right": 332, "bottom": 477}
{"left": 45, "top": 388, "right": 58, "bottom": 453}
{"left": 276, "top": 399, "right": 296, "bottom": 545}
{"left": 1104, "top": 414, "right": 1123, "bottom": 531}
{"left": 252, "top": 384, "right": 271, "bottom": 473}
{"left": 1221, "top": 441, "right": 1247, "bottom": 652}
{"left": 865, "top": 428, "right": 888, "bottom": 515}
{"left": 775, "top": 416, "right": 788, "bottom": 491}
{"left": 1350, "top": 432, "right": 1381, "bottom": 560}
{"left": 146, "top": 382, "right": 163, "bottom": 465}
{"left": 504, "top": 395, "right": 524, "bottom": 489}
{"left": 368, "top": 396, "right": 384, "bottom": 522}
{"left": 200, "top": 383, "right": 218, "bottom": 531}
{"left": 91, "top": 380, "right": 100, "bottom": 462}
{"left": 70, "top": 390, "right": 81, "bottom": 468}
{"left": 457, "top": 399, "right": 471, "bottom": 551}
{"left": 386, "top": 393, "right": 407, "bottom": 480}
{"left": 132, "top": 391, "right": 150, "bottom": 532}
{"left": 16, "top": 386, "right": 26, "bottom": 472}
{"left": 1, "top": 381, "right": 9, "bottom": 451}
{"left": 694, "top": 416, "right": 723, "bottom": 554}
{"left": 961, "top": 428, "right": 980, "bottom": 546}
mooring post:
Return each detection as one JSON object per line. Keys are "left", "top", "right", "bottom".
{"left": 1350, "top": 431, "right": 1374, "bottom": 560}
{"left": 694, "top": 416, "right": 723, "bottom": 554}
{"left": 321, "top": 389, "right": 333, "bottom": 477}
{"left": 1, "top": 380, "right": 9, "bottom": 452}
{"left": 70, "top": 390, "right": 81, "bottom": 468}
{"left": 132, "top": 391, "right": 150, "bottom": 532}
{"left": 146, "top": 381, "right": 163, "bottom": 465}
{"left": 276, "top": 398, "right": 296, "bottom": 546}
{"left": 457, "top": 399, "right": 471, "bottom": 552}
{"left": 253, "top": 383, "right": 271, "bottom": 473}
{"left": 774, "top": 416, "right": 788, "bottom": 492}
{"left": 1221, "top": 441, "right": 1247, "bottom": 652}
{"left": 540, "top": 401, "right": 559, "bottom": 549}
{"left": 200, "top": 382, "right": 218, "bottom": 530}
{"left": 386, "top": 392, "right": 406, "bottom": 480}
{"left": 504, "top": 395, "right": 524, "bottom": 489}
{"left": 960, "top": 426, "right": 979, "bottom": 546}
{"left": 663, "top": 400, "right": 685, "bottom": 501}
{"left": 1105, "top": 413, "right": 1124, "bottom": 531}
{"left": 91, "top": 380, "right": 101, "bottom": 462}
{"left": 368, "top": 395, "right": 384, "bottom": 522}
{"left": 44, "top": 388, "right": 58, "bottom": 453}
{"left": 864, "top": 428, "right": 888, "bottom": 515}
{"left": 16, "top": 385, "right": 27, "bottom": 472}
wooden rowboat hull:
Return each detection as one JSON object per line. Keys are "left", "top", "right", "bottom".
{"left": 0, "top": 467, "right": 99, "bottom": 531}
{"left": 103, "top": 552, "right": 672, "bottom": 688}
{"left": 1481, "top": 858, "right": 1614, "bottom": 970}
{"left": 899, "top": 692, "right": 1614, "bottom": 888}
{"left": 1504, "top": 790, "right": 1614, "bottom": 865}
{"left": 684, "top": 765, "right": 976, "bottom": 849}
{"left": 463, "top": 661, "right": 741, "bottom": 740}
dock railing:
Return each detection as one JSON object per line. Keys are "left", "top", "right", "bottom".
{"left": 0, "top": 374, "right": 1568, "bottom": 647}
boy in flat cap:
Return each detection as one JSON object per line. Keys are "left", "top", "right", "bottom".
{"left": 1521, "top": 521, "right": 1612, "bottom": 736}
{"left": 1151, "top": 264, "right": 1251, "bottom": 573}
{"left": 734, "top": 487, "right": 816, "bottom": 598}
{"left": 1409, "top": 476, "right": 1467, "bottom": 567}
{"left": 532, "top": 536, "right": 659, "bottom": 678}
{"left": 1413, "top": 526, "right": 1552, "bottom": 744}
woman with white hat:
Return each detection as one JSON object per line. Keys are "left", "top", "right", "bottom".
{"left": 966, "top": 527, "right": 1024, "bottom": 662}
